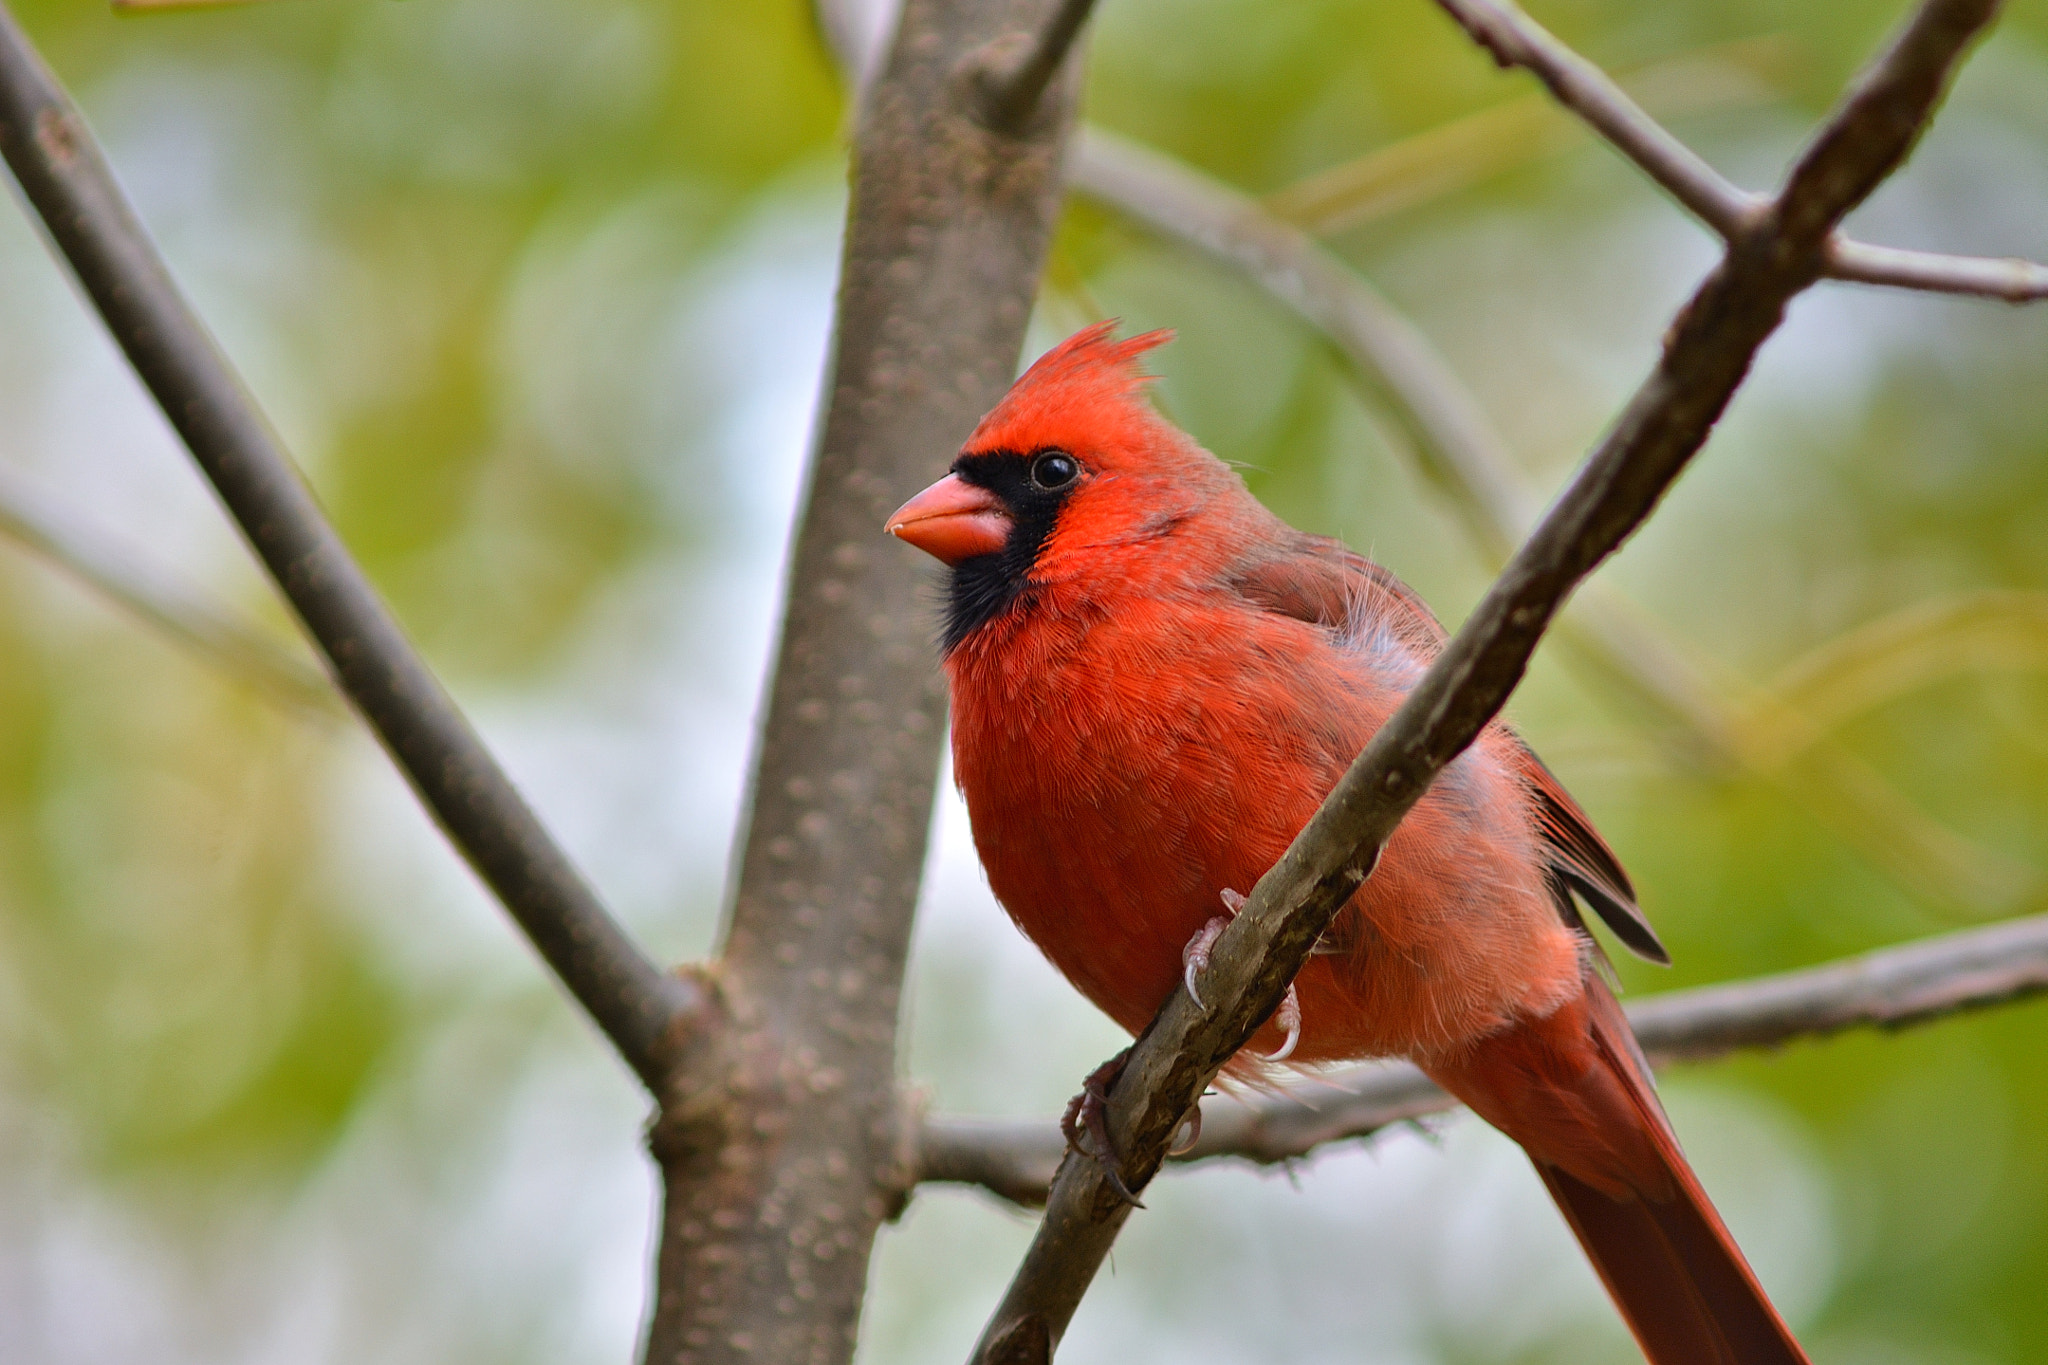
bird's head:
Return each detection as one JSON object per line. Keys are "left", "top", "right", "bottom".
{"left": 887, "top": 322, "right": 1252, "bottom": 651}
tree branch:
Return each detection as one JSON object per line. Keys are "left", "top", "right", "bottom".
{"left": 1434, "top": 0, "right": 2046, "bottom": 303}
{"left": 1434, "top": 0, "right": 1758, "bottom": 234}
{"left": 0, "top": 0, "right": 695, "bottom": 1091}
{"left": 919, "top": 909, "right": 2048, "bottom": 1202}
{"left": 1827, "top": 236, "right": 2048, "bottom": 301}
{"left": 0, "top": 463, "right": 337, "bottom": 716}
{"left": 968, "top": 0, "right": 1098, "bottom": 134}
{"left": 968, "top": 1, "right": 2001, "bottom": 1357}
{"left": 639, "top": 2, "right": 1086, "bottom": 1361}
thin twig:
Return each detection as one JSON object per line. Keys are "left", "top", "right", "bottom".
{"left": 1434, "top": 0, "right": 2047, "bottom": 304}
{"left": 969, "top": 0, "right": 1098, "bottom": 134}
{"left": 968, "top": 1, "right": 2002, "bottom": 1358}
{"left": 1434, "top": 0, "right": 1758, "bottom": 234}
{"left": 0, "top": 0, "right": 696, "bottom": 1091}
{"left": 0, "top": 465, "right": 337, "bottom": 716}
{"left": 919, "top": 909, "right": 2048, "bottom": 1202}
{"left": 1755, "top": 590, "right": 2048, "bottom": 758}
{"left": 1827, "top": 237, "right": 2048, "bottom": 301}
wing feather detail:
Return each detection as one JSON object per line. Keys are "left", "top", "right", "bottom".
{"left": 1227, "top": 533, "right": 1668, "bottom": 964}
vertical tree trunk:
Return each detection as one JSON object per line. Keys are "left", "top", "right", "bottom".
{"left": 640, "top": 3, "right": 1081, "bottom": 1362}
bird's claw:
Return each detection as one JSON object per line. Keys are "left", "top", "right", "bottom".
{"left": 1168, "top": 1104, "right": 1202, "bottom": 1156}
{"left": 1181, "top": 915, "right": 1230, "bottom": 1012}
{"left": 1182, "top": 888, "right": 1250, "bottom": 1011}
{"left": 1183, "top": 889, "right": 1306, "bottom": 1059}
{"left": 1060, "top": 1050, "right": 1145, "bottom": 1208}
{"left": 1264, "top": 982, "right": 1302, "bottom": 1061}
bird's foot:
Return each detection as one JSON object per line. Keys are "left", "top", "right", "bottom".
{"left": 1168, "top": 1104, "right": 1202, "bottom": 1156}
{"left": 1182, "top": 888, "right": 1306, "bottom": 1059}
{"left": 1181, "top": 914, "right": 1231, "bottom": 1012}
{"left": 1264, "top": 982, "right": 1302, "bottom": 1061}
{"left": 1059, "top": 1050, "right": 1145, "bottom": 1207}
{"left": 1182, "top": 887, "right": 1250, "bottom": 1010}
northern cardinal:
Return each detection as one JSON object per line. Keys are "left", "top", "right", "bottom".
{"left": 887, "top": 323, "right": 1808, "bottom": 1365}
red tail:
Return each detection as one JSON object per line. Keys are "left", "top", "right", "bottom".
{"left": 1423, "top": 973, "right": 1810, "bottom": 1365}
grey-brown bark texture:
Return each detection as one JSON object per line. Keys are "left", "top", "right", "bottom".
{"left": 640, "top": 3, "right": 1081, "bottom": 1362}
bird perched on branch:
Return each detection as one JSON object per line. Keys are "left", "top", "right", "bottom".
{"left": 887, "top": 323, "right": 1808, "bottom": 1365}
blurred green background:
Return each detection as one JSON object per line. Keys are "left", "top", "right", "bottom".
{"left": 0, "top": 0, "right": 2044, "bottom": 1361}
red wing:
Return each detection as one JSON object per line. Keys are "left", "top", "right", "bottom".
{"left": 1230, "top": 532, "right": 1668, "bottom": 965}
{"left": 1228, "top": 532, "right": 1446, "bottom": 649}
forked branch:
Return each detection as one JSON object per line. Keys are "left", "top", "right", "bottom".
{"left": 1435, "top": 0, "right": 2046, "bottom": 302}
{"left": 968, "top": 1, "right": 2004, "bottom": 1358}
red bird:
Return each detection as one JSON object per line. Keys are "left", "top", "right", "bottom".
{"left": 887, "top": 324, "right": 1808, "bottom": 1365}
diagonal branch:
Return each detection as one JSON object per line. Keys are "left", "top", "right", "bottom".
{"left": 919, "top": 909, "right": 2048, "bottom": 1203}
{"left": 1434, "top": 0, "right": 2047, "bottom": 303}
{"left": 968, "top": 1, "right": 2002, "bottom": 1358}
{"left": 0, "top": 0, "right": 696, "bottom": 1091}
{"left": 0, "top": 463, "right": 337, "bottom": 716}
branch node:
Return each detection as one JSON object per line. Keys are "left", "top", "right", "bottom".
{"left": 962, "top": 0, "right": 1096, "bottom": 134}
{"left": 31, "top": 105, "right": 75, "bottom": 165}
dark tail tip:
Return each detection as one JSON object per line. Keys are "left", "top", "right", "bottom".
{"left": 1538, "top": 1162, "right": 1810, "bottom": 1365}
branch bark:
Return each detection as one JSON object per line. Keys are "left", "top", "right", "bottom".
{"left": 919, "top": 909, "right": 2048, "bottom": 1202}
{"left": 967, "top": 0, "right": 1098, "bottom": 134}
{"left": 639, "top": 2, "right": 1085, "bottom": 1362}
{"left": 0, "top": 0, "right": 695, "bottom": 1090}
{"left": 1828, "top": 236, "right": 2048, "bottom": 301}
{"left": 968, "top": 1, "right": 2001, "bottom": 1358}
{"left": 1435, "top": 0, "right": 2047, "bottom": 303}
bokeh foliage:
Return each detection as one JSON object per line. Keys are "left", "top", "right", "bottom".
{"left": 0, "top": 0, "right": 2043, "bottom": 1361}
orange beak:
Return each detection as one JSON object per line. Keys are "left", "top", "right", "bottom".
{"left": 886, "top": 473, "right": 1011, "bottom": 564}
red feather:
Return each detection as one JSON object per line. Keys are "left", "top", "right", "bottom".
{"left": 889, "top": 324, "right": 1807, "bottom": 1364}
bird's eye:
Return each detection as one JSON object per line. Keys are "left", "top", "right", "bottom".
{"left": 1030, "top": 451, "right": 1079, "bottom": 490}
